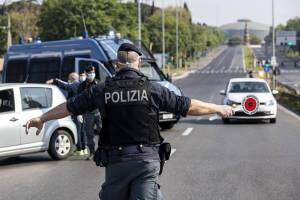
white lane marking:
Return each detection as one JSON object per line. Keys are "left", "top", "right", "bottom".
{"left": 278, "top": 104, "right": 300, "bottom": 121}
{"left": 170, "top": 148, "right": 176, "bottom": 156}
{"left": 182, "top": 127, "right": 194, "bottom": 136}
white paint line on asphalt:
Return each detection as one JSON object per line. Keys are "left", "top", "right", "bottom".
{"left": 170, "top": 148, "right": 176, "bottom": 157}
{"left": 278, "top": 104, "right": 300, "bottom": 121}
{"left": 182, "top": 127, "right": 194, "bottom": 136}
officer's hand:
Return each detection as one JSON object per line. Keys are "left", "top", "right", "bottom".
{"left": 216, "top": 105, "right": 234, "bottom": 118}
{"left": 25, "top": 117, "right": 44, "bottom": 135}
{"left": 46, "top": 79, "right": 54, "bottom": 84}
{"left": 77, "top": 115, "right": 84, "bottom": 123}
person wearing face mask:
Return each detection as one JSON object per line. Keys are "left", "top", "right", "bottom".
{"left": 78, "top": 66, "right": 101, "bottom": 160}
{"left": 46, "top": 72, "right": 88, "bottom": 156}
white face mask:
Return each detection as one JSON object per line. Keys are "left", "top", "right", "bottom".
{"left": 87, "top": 72, "right": 95, "bottom": 81}
{"left": 79, "top": 76, "right": 86, "bottom": 82}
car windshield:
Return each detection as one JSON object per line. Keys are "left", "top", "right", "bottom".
{"left": 229, "top": 82, "right": 270, "bottom": 93}
{"left": 140, "top": 62, "right": 163, "bottom": 81}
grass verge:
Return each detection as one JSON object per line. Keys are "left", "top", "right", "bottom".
{"left": 276, "top": 84, "right": 300, "bottom": 115}
{"left": 243, "top": 46, "right": 254, "bottom": 71}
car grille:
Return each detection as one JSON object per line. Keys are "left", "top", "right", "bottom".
{"left": 234, "top": 111, "right": 271, "bottom": 117}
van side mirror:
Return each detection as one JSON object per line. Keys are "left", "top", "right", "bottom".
{"left": 272, "top": 90, "right": 279, "bottom": 95}
{"left": 166, "top": 74, "right": 172, "bottom": 82}
{"left": 219, "top": 90, "right": 226, "bottom": 95}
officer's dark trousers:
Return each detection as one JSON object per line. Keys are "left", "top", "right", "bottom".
{"left": 83, "top": 112, "right": 101, "bottom": 154}
{"left": 99, "top": 147, "right": 164, "bottom": 200}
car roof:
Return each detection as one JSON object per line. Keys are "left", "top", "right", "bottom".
{"left": 229, "top": 78, "right": 266, "bottom": 83}
{"left": 0, "top": 83, "right": 56, "bottom": 89}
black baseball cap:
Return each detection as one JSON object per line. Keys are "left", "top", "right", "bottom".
{"left": 118, "top": 43, "right": 142, "bottom": 56}
{"left": 85, "top": 66, "right": 95, "bottom": 72}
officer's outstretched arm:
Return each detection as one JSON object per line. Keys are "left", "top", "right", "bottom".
{"left": 25, "top": 103, "right": 71, "bottom": 135}
{"left": 187, "top": 99, "right": 233, "bottom": 118}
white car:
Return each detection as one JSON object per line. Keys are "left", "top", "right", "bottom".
{"left": 220, "top": 78, "right": 278, "bottom": 123}
{"left": 0, "top": 84, "right": 77, "bottom": 160}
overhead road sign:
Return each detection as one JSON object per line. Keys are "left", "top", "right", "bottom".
{"left": 276, "top": 31, "right": 297, "bottom": 46}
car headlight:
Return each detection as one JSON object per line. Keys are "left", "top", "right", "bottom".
{"left": 266, "top": 100, "right": 275, "bottom": 106}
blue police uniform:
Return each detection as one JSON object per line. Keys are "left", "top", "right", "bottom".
{"left": 67, "top": 67, "right": 190, "bottom": 199}
{"left": 53, "top": 79, "right": 87, "bottom": 151}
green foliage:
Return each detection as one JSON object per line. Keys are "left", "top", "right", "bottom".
{"left": 250, "top": 35, "right": 261, "bottom": 45}
{"left": 0, "top": 1, "right": 225, "bottom": 59}
{"left": 144, "top": 7, "right": 224, "bottom": 59}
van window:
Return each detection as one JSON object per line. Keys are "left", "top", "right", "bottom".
{"left": 6, "top": 59, "right": 28, "bottom": 83}
{"left": 0, "top": 89, "right": 15, "bottom": 113}
{"left": 20, "top": 87, "right": 52, "bottom": 110}
{"left": 27, "top": 57, "right": 61, "bottom": 83}
{"left": 61, "top": 54, "right": 90, "bottom": 81}
{"left": 78, "top": 60, "right": 109, "bottom": 82}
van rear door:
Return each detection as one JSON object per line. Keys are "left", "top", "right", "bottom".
{"left": 27, "top": 53, "right": 61, "bottom": 83}
{"left": 75, "top": 58, "right": 111, "bottom": 82}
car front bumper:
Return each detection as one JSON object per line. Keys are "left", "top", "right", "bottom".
{"left": 225, "top": 105, "right": 277, "bottom": 119}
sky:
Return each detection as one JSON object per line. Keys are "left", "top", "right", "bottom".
{"left": 1, "top": 0, "right": 299, "bottom": 27}
{"left": 153, "top": 0, "right": 300, "bottom": 27}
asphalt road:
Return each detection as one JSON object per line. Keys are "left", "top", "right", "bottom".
{"left": 1, "top": 46, "right": 300, "bottom": 200}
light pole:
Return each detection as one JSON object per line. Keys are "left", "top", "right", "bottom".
{"left": 271, "top": 0, "right": 276, "bottom": 89}
{"left": 176, "top": 0, "right": 179, "bottom": 69}
{"left": 162, "top": 1, "right": 166, "bottom": 72}
{"left": 138, "top": 0, "right": 142, "bottom": 48}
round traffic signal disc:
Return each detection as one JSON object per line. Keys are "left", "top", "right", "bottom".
{"left": 242, "top": 95, "right": 259, "bottom": 115}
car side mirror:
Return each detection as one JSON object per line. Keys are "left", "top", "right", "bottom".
{"left": 219, "top": 90, "right": 226, "bottom": 95}
{"left": 272, "top": 90, "right": 279, "bottom": 95}
{"left": 166, "top": 74, "right": 172, "bottom": 83}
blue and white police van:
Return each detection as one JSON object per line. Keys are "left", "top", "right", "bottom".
{"left": 2, "top": 34, "right": 182, "bottom": 129}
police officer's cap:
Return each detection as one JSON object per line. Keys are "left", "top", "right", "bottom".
{"left": 118, "top": 43, "right": 142, "bottom": 56}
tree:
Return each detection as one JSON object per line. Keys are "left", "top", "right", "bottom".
{"left": 250, "top": 35, "right": 261, "bottom": 45}
{"left": 38, "top": 0, "right": 137, "bottom": 41}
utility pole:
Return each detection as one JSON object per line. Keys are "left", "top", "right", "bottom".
{"left": 138, "top": 0, "right": 142, "bottom": 48}
{"left": 271, "top": 0, "right": 276, "bottom": 89}
{"left": 7, "top": 14, "right": 11, "bottom": 49}
{"left": 176, "top": 0, "right": 179, "bottom": 69}
{"left": 162, "top": 1, "right": 166, "bottom": 72}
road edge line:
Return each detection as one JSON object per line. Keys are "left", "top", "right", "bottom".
{"left": 278, "top": 104, "right": 300, "bottom": 121}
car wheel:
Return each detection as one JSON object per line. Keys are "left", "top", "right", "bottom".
{"left": 270, "top": 118, "right": 276, "bottom": 124}
{"left": 159, "top": 122, "right": 175, "bottom": 130}
{"left": 222, "top": 118, "right": 230, "bottom": 124}
{"left": 48, "top": 130, "right": 74, "bottom": 160}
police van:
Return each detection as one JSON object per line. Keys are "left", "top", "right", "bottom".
{"left": 2, "top": 34, "right": 182, "bottom": 129}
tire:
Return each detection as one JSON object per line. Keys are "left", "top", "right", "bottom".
{"left": 48, "top": 130, "right": 74, "bottom": 160}
{"left": 159, "top": 122, "right": 175, "bottom": 130}
{"left": 222, "top": 118, "right": 230, "bottom": 124}
{"left": 270, "top": 118, "right": 276, "bottom": 124}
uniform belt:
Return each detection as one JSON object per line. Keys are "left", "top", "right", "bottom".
{"left": 105, "top": 144, "right": 159, "bottom": 155}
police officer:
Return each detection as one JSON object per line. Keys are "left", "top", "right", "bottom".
{"left": 25, "top": 43, "right": 234, "bottom": 200}
{"left": 78, "top": 66, "right": 101, "bottom": 159}
{"left": 46, "top": 73, "right": 88, "bottom": 156}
